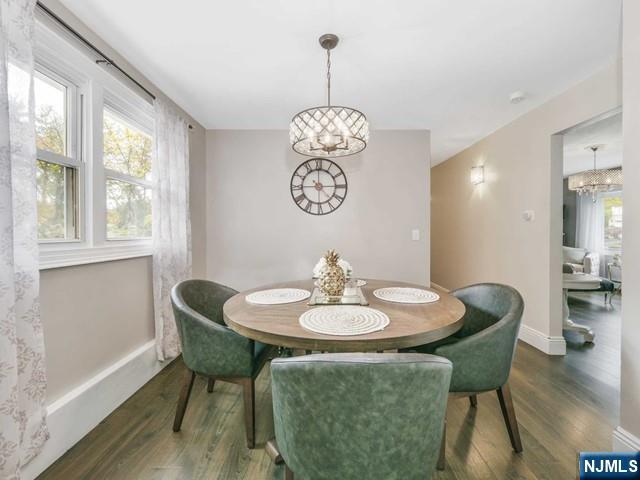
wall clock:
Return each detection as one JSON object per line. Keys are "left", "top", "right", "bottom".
{"left": 290, "top": 158, "right": 347, "bottom": 215}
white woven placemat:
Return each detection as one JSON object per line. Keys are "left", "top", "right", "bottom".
{"left": 245, "top": 288, "right": 311, "bottom": 305}
{"left": 373, "top": 287, "right": 440, "bottom": 304}
{"left": 299, "top": 306, "right": 390, "bottom": 336}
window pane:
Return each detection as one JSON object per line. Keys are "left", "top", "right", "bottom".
{"left": 34, "top": 71, "right": 66, "bottom": 155}
{"left": 106, "top": 178, "right": 151, "bottom": 239}
{"left": 37, "top": 160, "right": 76, "bottom": 240}
{"left": 103, "top": 109, "right": 152, "bottom": 180}
{"left": 604, "top": 195, "right": 622, "bottom": 252}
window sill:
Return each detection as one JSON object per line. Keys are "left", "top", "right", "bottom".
{"left": 39, "top": 244, "right": 152, "bottom": 270}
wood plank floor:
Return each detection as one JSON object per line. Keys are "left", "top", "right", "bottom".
{"left": 39, "top": 293, "right": 620, "bottom": 480}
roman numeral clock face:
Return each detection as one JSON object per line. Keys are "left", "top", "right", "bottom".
{"left": 290, "top": 158, "right": 347, "bottom": 215}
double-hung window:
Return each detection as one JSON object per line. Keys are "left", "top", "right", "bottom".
{"left": 35, "top": 67, "right": 80, "bottom": 241}
{"left": 103, "top": 104, "right": 152, "bottom": 239}
{"left": 35, "top": 19, "right": 154, "bottom": 268}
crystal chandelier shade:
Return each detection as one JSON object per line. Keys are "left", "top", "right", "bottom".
{"left": 290, "top": 106, "right": 369, "bottom": 157}
{"left": 567, "top": 145, "right": 623, "bottom": 198}
{"left": 290, "top": 34, "right": 369, "bottom": 157}
{"left": 567, "top": 167, "right": 623, "bottom": 193}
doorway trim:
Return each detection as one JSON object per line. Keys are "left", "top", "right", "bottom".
{"left": 549, "top": 106, "right": 623, "bottom": 350}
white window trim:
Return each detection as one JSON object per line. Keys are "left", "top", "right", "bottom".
{"left": 35, "top": 20, "right": 154, "bottom": 270}
{"left": 39, "top": 244, "right": 152, "bottom": 270}
{"left": 35, "top": 62, "right": 84, "bottom": 244}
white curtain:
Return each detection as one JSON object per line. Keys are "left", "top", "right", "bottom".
{"left": 0, "top": 0, "right": 49, "bottom": 477}
{"left": 152, "top": 98, "right": 191, "bottom": 361}
{"left": 576, "top": 193, "right": 605, "bottom": 255}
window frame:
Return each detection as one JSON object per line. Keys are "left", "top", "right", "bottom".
{"left": 102, "top": 99, "right": 153, "bottom": 241}
{"left": 35, "top": 20, "right": 155, "bottom": 269}
{"left": 34, "top": 63, "right": 83, "bottom": 244}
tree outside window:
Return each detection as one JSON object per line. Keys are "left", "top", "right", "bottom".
{"left": 603, "top": 194, "right": 622, "bottom": 252}
{"left": 103, "top": 108, "right": 152, "bottom": 239}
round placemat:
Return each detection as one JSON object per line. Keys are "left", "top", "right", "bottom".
{"left": 373, "top": 287, "right": 440, "bottom": 304}
{"left": 246, "top": 288, "right": 311, "bottom": 305}
{"left": 299, "top": 306, "right": 390, "bottom": 336}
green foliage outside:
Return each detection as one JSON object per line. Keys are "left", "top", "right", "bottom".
{"left": 36, "top": 100, "right": 67, "bottom": 240}
{"left": 36, "top": 159, "right": 66, "bottom": 239}
{"left": 604, "top": 195, "right": 623, "bottom": 251}
{"left": 103, "top": 110, "right": 152, "bottom": 238}
{"left": 35, "top": 94, "right": 153, "bottom": 240}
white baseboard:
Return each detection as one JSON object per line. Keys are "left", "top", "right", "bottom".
{"left": 518, "top": 324, "right": 566, "bottom": 355}
{"left": 430, "top": 281, "right": 449, "bottom": 292}
{"left": 21, "top": 340, "right": 169, "bottom": 480}
{"left": 430, "top": 282, "right": 566, "bottom": 356}
{"left": 613, "top": 426, "right": 640, "bottom": 452}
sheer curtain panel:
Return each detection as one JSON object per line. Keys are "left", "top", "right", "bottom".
{"left": 152, "top": 98, "right": 192, "bottom": 361}
{"left": 576, "top": 193, "right": 605, "bottom": 256}
{"left": 0, "top": 0, "right": 49, "bottom": 477}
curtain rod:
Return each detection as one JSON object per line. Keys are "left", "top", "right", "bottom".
{"left": 35, "top": 1, "right": 194, "bottom": 130}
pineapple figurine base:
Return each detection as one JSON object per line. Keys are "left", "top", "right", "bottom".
{"left": 308, "top": 287, "right": 369, "bottom": 306}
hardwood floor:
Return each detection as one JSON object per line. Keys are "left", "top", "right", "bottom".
{"left": 564, "top": 291, "right": 621, "bottom": 392}
{"left": 39, "top": 297, "right": 620, "bottom": 480}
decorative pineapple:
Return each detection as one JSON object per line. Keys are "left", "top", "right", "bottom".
{"left": 319, "top": 249, "right": 346, "bottom": 297}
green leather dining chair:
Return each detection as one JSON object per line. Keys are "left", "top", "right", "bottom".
{"left": 170, "top": 279, "right": 274, "bottom": 448}
{"left": 403, "top": 283, "right": 524, "bottom": 469}
{"left": 271, "top": 353, "right": 452, "bottom": 480}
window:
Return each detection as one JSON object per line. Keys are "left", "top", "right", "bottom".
{"left": 103, "top": 107, "right": 152, "bottom": 239}
{"left": 35, "top": 71, "right": 66, "bottom": 155}
{"left": 35, "top": 69, "right": 79, "bottom": 241}
{"left": 35, "top": 20, "right": 154, "bottom": 268}
{"left": 603, "top": 194, "right": 622, "bottom": 253}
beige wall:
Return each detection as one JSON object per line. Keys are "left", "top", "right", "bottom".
{"left": 39, "top": 1, "right": 207, "bottom": 403}
{"left": 206, "top": 130, "right": 430, "bottom": 291}
{"left": 431, "top": 62, "right": 620, "bottom": 340}
{"left": 620, "top": 0, "right": 640, "bottom": 444}
{"left": 41, "top": 258, "right": 153, "bottom": 401}
{"left": 190, "top": 126, "right": 208, "bottom": 278}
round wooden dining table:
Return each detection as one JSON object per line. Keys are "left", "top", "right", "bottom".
{"left": 224, "top": 278, "right": 466, "bottom": 463}
{"left": 224, "top": 278, "right": 466, "bottom": 352}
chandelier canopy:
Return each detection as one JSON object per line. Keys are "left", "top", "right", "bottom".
{"left": 568, "top": 145, "right": 623, "bottom": 199}
{"left": 290, "top": 34, "right": 369, "bottom": 158}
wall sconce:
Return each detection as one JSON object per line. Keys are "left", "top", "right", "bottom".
{"left": 470, "top": 165, "right": 484, "bottom": 185}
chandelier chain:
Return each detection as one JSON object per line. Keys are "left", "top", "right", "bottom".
{"left": 326, "top": 48, "right": 331, "bottom": 106}
{"left": 289, "top": 33, "right": 369, "bottom": 157}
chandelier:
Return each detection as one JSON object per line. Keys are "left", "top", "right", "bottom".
{"left": 568, "top": 145, "right": 622, "bottom": 200}
{"left": 290, "top": 34, "right": 369, "bottom": 157}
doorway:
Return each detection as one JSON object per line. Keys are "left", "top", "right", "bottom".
{"left": 558, "top": 109, "right": 622, "bottom": 388}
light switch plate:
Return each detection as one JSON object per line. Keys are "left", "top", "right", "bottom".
{"left": 522, "top": 210, "right": 535, "bottom": 222}
{"left": 412, "top": 229, "right": 420, "bottom": 241}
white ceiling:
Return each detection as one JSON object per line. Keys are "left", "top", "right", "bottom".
{"left": 59, "top": 0, "right": 621, "bottom": 165}
{"left": 563, "top": 112, "right": 622, "bottom": 176}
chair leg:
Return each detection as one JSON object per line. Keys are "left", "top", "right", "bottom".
{"left": 242, "top": 378, "right": 256, "bottom": 449}
{"left": 207, "top": 378, "right": 215, "bottom": 393}
{"left": 284, "top": 465, "right": 294, "bottom": 480}
{"left": 437, "top": 419, "right": 446, "bottom": 470}
{"left": 469, "top": 394, "right": 478, "bottom": 408}
{"left": 173, "top": 369, "right": 196, "bottom": 432}
{"left": 496, "top": 383, "right": 523, "bottom": 453}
